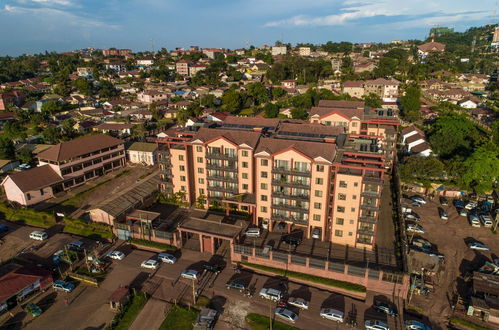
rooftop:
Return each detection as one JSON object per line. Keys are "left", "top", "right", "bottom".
{"left": 127, "top": 142, "right": 158, "bottom": 153}
{"left": 4, "top": 165, "right": 62, "bottom": 192}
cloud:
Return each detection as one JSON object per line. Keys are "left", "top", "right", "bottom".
{"left": 264, "top": 0, "right": 494, "bottom": 27}
{"left": 16, "top": 0, "right": 75, "bottom": 6}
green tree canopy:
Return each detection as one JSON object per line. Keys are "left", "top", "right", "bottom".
{"left": 399, "top": 156, "right": 446, "bottom": 184}
{"left": 400, "top": 86, "right": 421, "bottom": 122}
{"left": 0, "top": 136, "right": 15, "bottom": 159}
{"left": 428, "top": 114, "right": 480, "bottom": 158}
{"left": 459, "top": 143, "right": 499, "bottom": 194}
{"left": 363, "top": 93, "right": 382, "bottom": 108}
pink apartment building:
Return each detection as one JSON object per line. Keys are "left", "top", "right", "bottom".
{"left": 2, "top": 134, "right": 125, "bottom": 206}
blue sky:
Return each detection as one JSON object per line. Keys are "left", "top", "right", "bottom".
{"left": 0, "top": 0, "right": 496, "bottom": 55}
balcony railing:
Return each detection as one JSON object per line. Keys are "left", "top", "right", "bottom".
{"left": 207, "top": 185, "right": 238, "bottom": 194}
{"left": 206, "top": 163, "right": 238, "bottom": 171}
{"left": 361, "top": 203, "right": 380, "bottom": 211}
{"left": 358, "top": 227, "right": 375, "bottom": 236}
{"left": 357, "top": 238, "right": 373, "bottom": 245}
{"left": 364, "top": 176, "right": 383, "bottom": 184}
{"left": 272, "top": 179, "right": 310, "bottom": 189}
{"left": 271, "top": 213, "right": 308, "bottom": 225}
{"left": 272, "top": 167, "right": 311, "bottom": 177}
{"left": 271, "top": 191, "right": 309, "bottom": 201}
{"left": 207, "top": 174, "right": 238, "bottom": 183}
{"left": 206, "top": 152, "right": 237, "bottom": 161}
{"left": 359, "top": 215, "right": 377, "bottom": 224}
{"left": 272, "top": 203, "right": 308, "bottom": 213}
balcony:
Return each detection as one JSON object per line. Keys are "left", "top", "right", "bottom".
{"left": 272, "top": 203, "right": 308, "bottom": 213}
{"left": 206, "top": 163, "right": 237, "bottom": 171}
{"left": 357, "top": 238, "right": 373, "bottom": 245}
{"left": 271, "top": 191, "right": 309, "bottom": 201}
{"left": 364, "top": 176, "right": 383, "bottom": 184}
{"left": 359, "top": 215, "right": 377, "bottom": 224}
{"left": 207, "top": 185, "right": 238, "bottom": 194}
{"left": 272, "top": 179, "right": 310, "bottom": 190}
{"left": 206, "top": 152, "right": 237, "bottom": 161}
{"left": 272, "top": 167, "right": 311, "bottom": 177}
{"left": 207, "top": 174, "right": 238, "bottom": 183}
{"left": 271, "top": 213, "right": 308, "bottom": 225}
{"left": 361, "top": 190, "right": 380, "bottom": 198}
{"left": 361, "top": 203, "right": 380, "bottom": 211}
{"left": 358, "top": 227, "right": 375, "bottom": 236}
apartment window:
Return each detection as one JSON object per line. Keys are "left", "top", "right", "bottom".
{"left": 260, "top": 206, "right": 268, "bottom": 213}
{"left": 261, "top": 195, "right": 267, "bottom": 201}
{"left": 354, "top": 182, "right": 358, "bottom": 187}
{"left": 336, "top": 206, "right": 345, "bottom": 213}
{"left": 242, "top": 173, "right": 248, "bottom": 179}
{"left": 338, "top": 193, "right": 346, "bottom": 200}
{"left": 199, "top": 188, "right": 205, "bottom": 195}
{"left": 196, "top": 146, "right": 203, "bottom": 152}
{"left": 335, "top": 230, "right": 343, "bottom": 237}
{"left": 313, "top": 214, "right": 321, "bottom": 221}
{"left": 315, "top": 178, "right": 323, "bottom": 185}
{"left": 352, "top": 122, "right": 358, "bottom": 127}
{"left": 352, "top": 195, "right": 357, "bottom": 200}
{"left": 179, "top": 155, "right": 184, "bottom": 161}
{"left": 315, "top": 190, "right": 323, "bottom": 197}
{"left": 261, "top": 159, "right": 268, "bottom": 166}
{"left": 316, "top": 165, "right": 324, "bottom": 172}
{"left": 242, "top": 184, "right": 248, "bottom": 190}
{"left": 351, "top": 207, "right": 356, "bottom": 212}
{"left": 339, "top": 181, "right": 347, "bottom": 188}
{"left": 180, "top": 176, "right": 186, "bottom": 182}
{"left": 349, "top": 220, "right": 354, "bottom": 224}
{"left": 40, "top": 189, "right": 44, "bottom": 196}
{"left": 197, "top": 168, "right": 204, "bottom": 174}
{"left": 336, "top": 218, "right": 344, "bottom": 225}
{"left": 260, "top": 183, "right": 268, "bottom": 190}
{"left": 179, "top": 165, "right": 185, "bottom": 171}
{"left": 242, "top": 161, "right": 248, "bottom": 168}
{"left": 242, "top": 150, "right": 249, "bottom": 157}
{"left": 27, "top": 193, "right": 31, "bottom": 200}
{"left": 197, "top": 157, "right": 203, "bottom": 163}
{"left": 181, "top": 186, "right": 186, "bottom": 191}
{"left": 198, "top": 178, "right": 204, "bottom": 184}
{"left": 261, "top": 171, "right": 268, "bottom": 178}
{"left": 314, "top": 202, "right": 321, "bottom": 209}
{"left": 349, "top": 232, "right": 353, "bottom": 236}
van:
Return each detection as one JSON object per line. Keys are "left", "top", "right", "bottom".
{"left": 244, "top": 228, "right": 261, "bottom": 238}
{"left": 401, "top": 205, "right": 412, "bottom": 213}
{"left": 469, "top": 214, "right": 481, "bottom": 227}
{"left": 320, "top": 308, "right": 344, "bottom": 322}
{"left": 480, "top": 215, "right": 493, "bottom": 228}
{"left": 29, "top": 231, "right": 48, "bottom": 241}
{"left": 67, "top": 241, "right": 85, "bottom": 251}
{"left": 438, "top": 208, "right": 448, "bottom": 220}
{"left": 259, "top": 288, "right": 282, "bottom": 301}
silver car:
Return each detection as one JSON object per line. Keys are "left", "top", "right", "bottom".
{"left": 274, "top": 308, "right": 297, "bottom": 323}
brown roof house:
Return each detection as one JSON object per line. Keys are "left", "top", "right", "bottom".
{"left": 2, "top": 134, "right": 125, "bottom": 206}
{"left": 417, "top": 41, "right": 446, "bottom": 57}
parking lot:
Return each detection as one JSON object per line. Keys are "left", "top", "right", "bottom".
{"left": 404, "top": 194, "right": 499, "bottom": 326}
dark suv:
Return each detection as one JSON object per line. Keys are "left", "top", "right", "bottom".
{"left": 225, "top": 280, "right": 246, "bottom": 292}
{"left": 282, "top": 230, "right": 303, "bottom": 246}
{"left": 373, "top": 302, "right": 398, "bottom": 317}
{"left": 203, "top": 263, "right": 223, "bottom": 274}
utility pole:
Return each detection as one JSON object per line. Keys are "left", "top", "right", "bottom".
{"left": 192, "top": 278, "right": 196, "bottom": 304}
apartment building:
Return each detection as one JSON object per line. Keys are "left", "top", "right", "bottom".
{"left": 271, "top": 46, "right": 287, "bottom": 56}
{"left": 157, "top": 113, "right": 399, "bottom": 250}
{"left": 176, "top": 60, "right": 190, "bottom": 76}
{"left": 2, "top": 134, "right": 125, "bottom": 206}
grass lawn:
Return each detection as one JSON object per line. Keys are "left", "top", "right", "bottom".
{"left": 61, "top": 178, "right": 112, "bottom": 207}
{"left": 130, "top": 238, "right": 177, "bottom": 251}
{"left": 159, "top": 305, "right": 198, "bottom": 330}
{"left": 241, "top": 262, "right": 366, "bottom": 293}
{"left": 246, "top": 313, "right": 300, "bottom": 330}
{"left": 0, "top": 203, "right": 56, "bottom": 227}
{"left": 110, "top": 294, "right": 148, "bottom": 330}
{"left": 450, "top": 318, "right": 491, "bottom": 330}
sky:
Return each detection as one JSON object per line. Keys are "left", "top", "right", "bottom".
{"left": 0, "top": 0, "right": 497, "bottom": 56}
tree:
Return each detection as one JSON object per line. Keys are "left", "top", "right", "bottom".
{"left": 16, "top": 148, "right": 34, "bottom": 164}
{"left": 363, "top": 93, "right": 382, "bottom": 108}
{"left": 246, "top": 82, "right": 269, "bottom": 105}
{"left": 400, "top": 86, "right": 421, "bottom": 122}
{"left": 291, "top": 108, "right": 308, "bottom": 120}
{"left": 74, "top": 78, "right": 92, "bottom": 96}
{"left": 271, "top": 87, "right": 287, "bottom": 100}
{"left": 0, "top": 136, "right": 15, "bottom": 159}
{"left": 53, "top": 71, "right": 72, "bottom": 96}
{"left": 41, "top": 100, "right": 63, "bottom": 115}
{"left": 460, "top": 143, "right": 499, "bottom": 194}
{"left": 98, "top": 80, "right": 119, "bottom": 98}
{"left": 221, "top": 90, "right": 243, "bottom": 113}
{"left": 399, "top": 156, "right": 446, "bottom": 184}
{"left": 149, "top": 103, "right": 162, "bottom": 121}
{"left": 263, "top": 103, "right": 279, "bottom": 118}
{"left": 200, "top": 94, "right": 216, "bottom": 108}
{"left": 428, "top": 114, "right": 480, "bottom": 158}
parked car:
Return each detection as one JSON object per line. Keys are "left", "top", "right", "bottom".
{"left": 26, "top": 303, "right": 42, "bottom": 317}
{"left": 311, "top": 228, "right": 321, "bottom": 239}
{"left": 468, "top": 242, "right": 490, "bottom": 251}
{"left": 287, "top": 297, "right": 309, "bottom": 310}
{"left": 438, "top": 208, "right": 448, "bottom": 220}
{"left": 406, "top": 224, "right": 425, "bottom": 234}
{"left": 158, "top": 253, "right": 176, "bottom": 264}
{"left": 404, "top": 212, "right": 420, "bottom": 221}
{"left": 480, "top": 214, "right": 493, "bottom": 228}
{"left": 274, "top": 308, "right": 297, "bottom": 323}
{"left": 320, "top": 308, "right": 344, "bottom": 322}
{"left": 225, "top": 280, "right": 246, "bottom": 292}
{"left": 259, "top": 288, "right": 282, "bottom": 301}
{"left": 411, "top": 201, "right": 422, "bottom": 207}
{"left": 107, "top": 251, "right": 126, "bottom": 260}
{"left": 469, "top": 214, "right": 481, "bottom": 227}
{"left": 276, "top": 222, "right": 286, "bottom": 230}
{"left": 244, "top": 227, "right": 261, "bottom": 238}
{"left": 439, "top": 197, "right": 449, "bottom": 206}
{"left": 282, "top": 230, "right": 303, "bottom": 246}
{"left": 203, "top": 263, "right": 223, "bottom": 274}
{"left": 141, "top": 259, "right": 159, "bottom": 269}
{"left": 365, "top": 320, "right": 390, "bottom": 330}
{"left": 67, "top": 241, "right": 85, "bottom": 251}
{"left": 194, "top": 308, "right": 217, "bottom": 329}
{"left": 405, "top": 320, "right": 431, "bottom": 330}
{"left": 52, "top": 280, "right": 75, "bottom": 292}
{"left": 29, "top": 231, "right": 48, "bottom": 241}
{"left": 459, "top": 209, "right": 468, "bottom": 217}
{"left": 181, "top": 269, "right": 199, "bottom": 280}
{"left": 401, "top": 205, "right": 412, "bottom": 213}
{"left": 454, "top": 200, "right": 464, "bottom": 208}
{"left": 465, "top": 202, "right": 477, "bottom": 210}
{"left": 411, "top": 196, "right": 427, "bottom": 204}
{"left": 0, "top": 224, "right": 9, "bottom": 233}
{"left": 373, "top": 302, "right": 398, "bottom": 316}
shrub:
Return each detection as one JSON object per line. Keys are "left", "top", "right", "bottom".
{"left": 129, "top": 238, "right": 176, "bottom": 251}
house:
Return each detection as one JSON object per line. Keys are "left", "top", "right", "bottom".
{"left": 136, "top": 58, "right": 154, "bottom": 66}
{"left": 342, "top": 81, "right": 365, "bottom": 98}
{"left": 468, "top": 272, "right": 499, "bottom": 324}
{"left": 0, "top": 159, "right": 20, "bottom": 173}
{"left": 0, "top": 264, "right": 53, "bottom": 313}
{"left": 76, "top": 67, "right": 93, "bottom": 78}
{"left": 2, "top": 134, "right": 125, "bottom": 206}
{"left": 94, "top": 123, "right": 133, "bottom": 136}
{"left": 188, "top": 64, "right": 207, "bottom": 77}
{"left": 417, "top": 41, "right": 446, "bottom": 57}
{"left": 354, "top": 62, "right": 376, "bottom": 73}
{"left": 109, "top": 287, "right": 130, "bottom": 311}
{"left": 364, "top": 78, "right": 400, "bottom": 100}
{"left": 202, "top": 48, "right": 223, "bottom": 59}
{"left": 127, "top": 142, "right": 157, "bottom": 166}
{"left": 104, "top": 62, "right": 126, "bottom": 72}
{"left": 176, "top": 60, "right": 190, "bottom": 76}
{"left": 137, "top": 90, "right": 168, "bottom": 104}
{"left": 279, "top": 108, "right": 293, "bottom": 118}
{"left": 0, "top": 91, "right": 26, "bottom": 111}
{"left": 102, "top": 48, "right": 132, "bottom": 57}
{"left": 411, "top": 142, "right": 432, "bottom": 157}
{"left": 298, "top": 47, "right": 311, "bottom": 56}
{"left": 206, "top": 111, "right": 230, "bottom": 122}
{"left": 281, "top": 80, "right": 296, "bottom": 89}
{"left": 459, "top": 97, "right": 479, "bottom": 109}
{"left": 73, "top": 120, "right": 98, "bottom": 133}
{"left": 401, "top": 125, "right": 425, "bottom": 143}
{"left": 271, "top": 46, "right": 287, "bottom": 56}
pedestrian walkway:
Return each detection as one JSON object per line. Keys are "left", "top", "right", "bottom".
{"left": 129, "top": 298, "right": 170, "bottom": 330}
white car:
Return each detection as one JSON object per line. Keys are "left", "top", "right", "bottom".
{"left": 107, "top": 251, "right": 126, "bottom": 260}
{"left": 465, "top": 202, "right": 477, "bottom": 210}
{"left": 480, "top": 215, "right": 493, "bottom": 227}
{"left": 404, "top": 212, "right": 420, "bottom": 221}
{"left": 468, "top": 243, "right": 490, "bottom": 251}
{"left": 406, "top": 224, "right": 425, "bottom": 234}
{"left": 244, "top": 228, "right": 261, "bottom": 238}
{"left": 158, "top": 253, "right": 177, "bottom": 264}
{"left": 365, "top": 320, "right": 390, "bottom": 330}
{"left": 411, "top": 196, "right": 426, "bottom": 204}
{"left": 320, "top": 308, "right": 344, "bottom": 322}
{"left": 287, "top": 297, "right": 309, "bottom": 310}
{"left": 274, "top": 308, "right": 297, "bottom": 323}
{"left": 259, "top": 288, "right": 282, "bottom": 301}
{"left": 29, "top": 231, "right": 48, "bottom": 241}
{"left": 181, "top": 269, "right": 199, "bottom": 280}
{"left": 405, "top": 320, "right": 431, "bottom": 330}
{"left": 141, "top": 259, "right": 159, "bottom": 269}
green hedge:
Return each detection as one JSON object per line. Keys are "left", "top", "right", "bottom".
{"left": 63, "top": 217, "right": 114, "bottom": 240}
{"left": 241, "top": 262, "right": 366, "bottom": 293}
{"left": 0, "top": 203, "right": 56, "bottom": 227}
{"left": 129, "top": 238, "right": 176, "bottom": 251}
{"left": 450, "top": 318, "right": 491, "bottom": 330}
{"left": 246, "top": 313, "right": 300, "bottom": 330}
{"left": 159, "top": 305, "right": 198, "bottom": 330}
{"left": 109, "top": 294, "right": 148, "bottom": 330}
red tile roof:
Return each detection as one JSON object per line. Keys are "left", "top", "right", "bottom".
{"left": 5, "top": 165, "right": 62, "bottom": 192}
{"left": 317, "top": 100, "right": 365, "bottom": 109}
{"left": 255, "top": 137, "right": 336, "bottom": 161}
{"left": 0, "top": 265, "right": 52, "bottom": 303}
{"left": 310, "top": 107, "right": 364, "bottom": 119}
{"left": 193, "top": 128, "right": 261, "bottom": 149}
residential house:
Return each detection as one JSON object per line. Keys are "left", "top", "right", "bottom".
{"left": 189, "top": 64, "right": 207, "bottom": 77}
{"left": 271, "top": 46, "right": 287, "bottom": 56}
{"left": 136, "top": 58, "right": 154, "bottom": 67}
{"left": 137, "top": 90, "right": 168, "bottom": 104}
{"left": 104, "top": 62, "right": 126, "bottom": 72}
{"left": 364, "top": 78, "right": 400, "bottom": 100}
{"left": 202, "top": 48, "right": 223, "bottom": 59}
{"left": 102, "top": 48, "right": 132, "bottom": 57}
{"left": 281, "top": 80, "right": 296, "bottom": 89}
{"left": 127, "top": 142, "right": 158, "bottom": 166}
{"left": 417, "top": 41, "right": 446, "bottom": 57}
{"left": 279, "top": 108, "right": 293, "bottom": 118}
{"left": 0, "top": 91, "right": 26, "bottom": 111}
{"left": 73, "top": 120, "right": 97, "bottom": 133}
{"left": 298, "top": 47, "right": 311, "bottom": 56}
{"left": 342, "top": 81, "right": 365, "bottom": 98}
{"left": 459, "top": 97, "right": 479, "bottom": 109}
{"left": 176, "top": 60, "right": 190, "bottom": 76}
{"left": 94, "top": 123, "right": 133, "bottom": 136}
{"left": 354, "top": 62, "right": 376, "bottom": 74}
